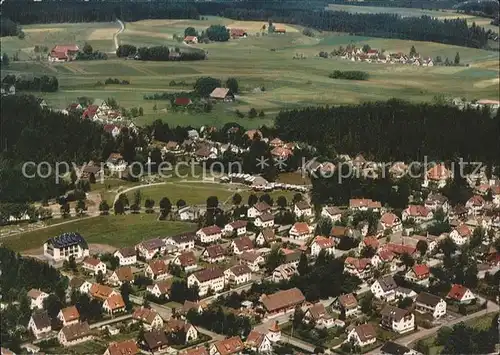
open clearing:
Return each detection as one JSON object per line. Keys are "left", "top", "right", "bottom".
{"left": 3, "top": 214, "right": 197, "bottom": 251}
{"left": 2, "top": 17, "right": 498, "bottom": 128}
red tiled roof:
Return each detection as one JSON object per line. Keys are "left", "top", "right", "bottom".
{"left": 106, "top": 294, "right": 126, "bottom": 310}
{"left": 230, "top": 28, "right": 247, "bottom": 37}
{"left": 261, "top": 287, "right": 305, "bottom": 312}
{"left": 245, "top": 129, "right": 262, "bottom": 140}
{"left": 349, "top": 198, "right": 381, "bottom": 209}
{"left": 385, "top": 243, "right": 416, "bottom": 255}
{"left": 271, "top": 146, "right": 293, "bottom": 158}
{"left": 60, "top": 306, "right": 80, "bottom": 323}
{"left": 292, "top": 222, "right": 310, "bottom": 235}
{"left": 345, "top": 257, "right": 371, "bottom": 271}
{"left": 427, "top": 164, "right": 450, "bottom": 180}
{"left": 467, "top": 195, "right": 485, "bottom": 207}
{"left": 83, "top": 257, "right": 102, "bottom": 267}
{"left": 380, "top": 213, "right": 400, "bottom": 227}
{"left": 50, "top": 51, "right": 68, "bottom": 59}
{"left": 378, "top": 249, "right": 396, "bottom": 261}
{"left": 176, "top": 251, "right": 197, "bottom": 267}
{"left": 148, "top": 260, "right": 168, "bottom": 276}
{"left": 199, "top": 225, "right": 222, "bottom": 236}
{"left": 412, "top": 264, "right": 430, "bottom": 278}
{"left": 184, "top": 36, "right": 197, "bottom": 41}
{"left": 107, "top": 340, "right": 139, "bottom": 355}
{"left": 313, "top": 236, "right": 334, "bottom": 248}
{"left": 175, "top": 97, "right": 192, "bottom": 106}
{"left": 446, "top": 284, "right": 471, "bottom": 301}
{"left": 456, "top": 224, "right": 472, "bottom": 237}
{"left": 362, "top": 236, "right": 379, "bottom": 249}
{"left": 339, "top": 293, "right": 358, "bottom": 309}
{"left": 406, "top": 205, "right": 431, "bottom": 217}
{"left": 52, "top": 44, "right": 79, "bottom": 53}
{"left": 213, "top": 337, "right": 244, "bottom": 355}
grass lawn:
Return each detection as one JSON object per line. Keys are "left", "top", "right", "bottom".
{"left": 3, "top": 214, "right": 197, "bottom": 251}
{"left": 2, "top": 17, "right": 498, "bottom": 129}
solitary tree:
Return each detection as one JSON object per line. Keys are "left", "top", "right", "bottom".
{"left": 277, "top": 196, "right": 288, "bottom": 209}
{"left": 226, "top": 77, "right": 239, "bottom": 94}
{"left": 82, "top": 42, "right": 93, "bottom": 55}
{"left": 400, "top": 252, "right": 415, "bottom": 270}
{"left": 248, "top": 194, "right": 258, "bottom": 207}
{"left": 176, "top": 199, "right": 186, "bottom": 209}
{"left": 114, "top": 199, "right": 125, "bottom": 215}
{"left": 232, "top": 193, "right": 242, "bottom": 206}
{"left": 454, "top": 52, "right": 460, "bottom": 65}
{"left": 60, "top": 202, "right": 70, "bottom": 218}
{"left": 409, "top": 45, "right": 417, "bottom": 57}
{"left": 416, "top": 240, "right": 428, "bottom": 257}
{"left": 75, "top": 199, "right": 86, "bottom": 216}
{"left": 159, "top": 197, "right": 172, "bottom": 215}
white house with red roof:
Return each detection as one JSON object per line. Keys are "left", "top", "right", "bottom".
{"left": 184, "top": 36, "right": 198, "bottom": 44}
{"left": 48, "top": 44, "right": 79, "bottom": 62}
{"left": 289, "top": 222, "right": 313, "bottom": 241}
{"left": 446, "top": 284, "right": 476, "bottom": 304}
{"left": 344, "top": 257, "right": 372, "bottom": 279}
{"left": 310, "top": 236, "right": 335, "bottom": 257}
{"left": 402, "top": 205, "right": 433, "bottom": 223}
{"left": 27, "top": 289, "right": 49, "bottom": 310}
{"left": 247, "top": 202, "right": 271, "bottom": 219}
{"left": 424, "top": 164, "right": 451, "bottom": 188}
{"left": 82, "top": 257, "right": 107, "bottom": 275}
{"left": 103, "top": 124, "right": 122, "bottom": 138}
{"left": 82, "top": 105, "right": 101, "bottom": 120}
{"left": 380, "top": 212, "right": 402, "bottom": 232}
{"left": 405, "top": 264, "right": 430, "bottom": 286}
{"left": 465, "top": 195, "right": 485, "bottom": 215}
{"left": 196, "top": 225, "right": 222, "bottom": 244}
{"left": 449, "top": 224, "right": 472, "bottom": 246}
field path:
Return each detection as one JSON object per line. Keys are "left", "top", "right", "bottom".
{"left": 114, "top": 19, "right": 125, "bottom": 51}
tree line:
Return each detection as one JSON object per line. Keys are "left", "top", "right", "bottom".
{"left": 329, "top": 70, "right": 369, "bottom": 80}
{"left": 2, "top": 0, "right": 199, "bottom": 25}
{"left": 274, "top": 99, "right": 500, "bottom": 164}
{"left": 116, "top": 45, "right": 206, "bottom": 61}
{"left": 2, "top": 74, "right": 59, "bottom": 92}
{"left": 218, "top": 7, "right": 491, "bottom": 49}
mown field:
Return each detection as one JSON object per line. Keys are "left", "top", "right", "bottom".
{"left": 1, "top": 17, "right": 498, "bottom": 129}
{"left": 3, "top": 214, "right": 197, "bottom": 251}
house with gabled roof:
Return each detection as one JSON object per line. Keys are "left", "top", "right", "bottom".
{"left": 142, "top": 329, "right": 169, "bottom": 353}
{"left": 57, "top": 306, "right": 80, "bottom": 326}
{"left": 231, "top": 236, "right": 254, "bottom": 255}
{"left": 247, "top": 202, "right": 271, "bottom": 219}
{"left": 201, "top": 244, "right": 227, "bottom": 263}
{"left": 371, "top": 275, "right": 398, "bottom": 301}
{"left": 256, "top": 228, "right": 275, "bottom": 246}
{"left": 105, "top": 340, "right": 139, "bottom": 355}
{"left": 224, "top": 264, "right": 252, "bottom": 285}
{"left": 187, "top": 268, "right": 225, "bottom": 296}
{"left": 402, "top": 205, "right": 433, "bottom": 223}
{"left": 133, "top": 307, "right": 164, "bottom": 330}
{"left": 82, "top": 257, "right": 107, "bottom": 275}
{"left": 238, "top": 251, "right": 264, "bottom": 272}
{"left": 28, "top": 310, "right": 52, "bottom": 338}
{"left": 349, "top": 198, "right": 381, "bottom": 212}
{"left": 245, "top": 330, "right": 272, "bottom": 353}
{"left": 321, "top": 206, "right": 342, "bottom": 222}
{"left": 415, "top": 292, "right": 446, "bottom": 319}
{"left": 210, "top": 88, "right": 234, "bottom": 102}
{"left": 289, "top": 222, "right": 312, "bottom": 241}
{"left": 333, "top": 293, "right": 359, "bottom": 317}
{"left": 344, "top": 257, "right": 372, "bottom": 279}
{"left": 172, "top": 251, "right": 198, "bottom": 272}
{"left": 108, "top": 266, "right": 133, "bottom": 286}
{"left": 260, "top": 288, "right": 305, "bottom": 316}
{"left": 466, "top": 195, "right": 485, "bottom": 215}
{"left": 347, "top": 323, "right": 377, "bottom": 348}
{"left": 196, "top": 225, "right": 222, "bottom": 244}
{"left": 224, "top": 220, "right": 248, "bottom": 236}
{"left": 405, "top": 264, "right": 430, "bottom": 286}
{"left": 304, "top": 303, "right": 335, "bottom": 328}
{"left": 90, "top": 283, "right": 118, "bottom": 301}
{"left": 146, "top": 280, "right": 171, "bottom": 299}
{"left": 136, "top": 238, "right": 165, "bottom": 260}
{"left": 58, "top": 321, "right": 92, "bottom": 346}
{"left": 165, "top": 318, "right": 198, "bottom": 343}
{"left": 446, "top": 284, "right": 476, "bottom": 304}
{"left": 294, "top": 201, "right": 313, "bottom": 218}
{"left": 145, "top": 259, "right": 169, "bottom": 281}
{"left": 380, "top": 305, "right": 414, "bottom": 334}
{"left": 310, "top": 236, "right": 335, "bottom": 257}
{"left": 254, "top": 213, "right": 275, "bottom": 228}
{"left": 425, "top": 193, "right": 449, "bottom": 213}
{"left": 166, "top": 232, "right": 196, "bottom": 251}
{"left": 380, "top": 212, "right": 402, "bottom": 232}
{"left": 210, "top": 336, "right": 244, "bottom": 355}
{"left": 103, "top": 294, "right": 126, "bottom": 314}
{"left": 449, "top": 223, "right": 472, "bottom": 246}
{"left": 424, "top": 164, "right": 451, "bottom": 188}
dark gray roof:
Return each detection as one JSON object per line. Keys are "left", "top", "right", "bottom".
{"left": 377, "top": 275, "right": 397, "bottom": 292}
{"left": 171, "top": 232, "right": 196, "bottom": 244}
{"left": 416, "top": 292, "right": 442, "bottom": 307}
{"left": 47, "top": 232, "right": 86, "bottom": 248}
{"left": 31, "top": 310, "right": 51, "bottom": 329}
{"left": 143, "top": 329, "right": 169, "bottom": 350}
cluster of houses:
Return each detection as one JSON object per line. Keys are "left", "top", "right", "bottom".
{"left": 339, "top": 47, "right": 434, "bottom": 66}
{"left": 183, "top": 26, "right": 285, "bottom": 45}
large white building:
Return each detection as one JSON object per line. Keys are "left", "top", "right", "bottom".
{"left": 43, "top": 232, "right": 89, "bottom": 261}
{"left": 380, "top": 305, "right": 415, "bottom": 334}
{"left": 187, "top": 268, "right": 225, "bottom": 296}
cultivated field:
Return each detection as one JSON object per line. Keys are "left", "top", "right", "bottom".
{"left": 1, "top": 17, "right": 498, "bottom": 129}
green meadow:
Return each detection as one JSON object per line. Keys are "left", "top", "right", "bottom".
{"left": 1, "top": 18, "right": 498, "bottom": 129}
